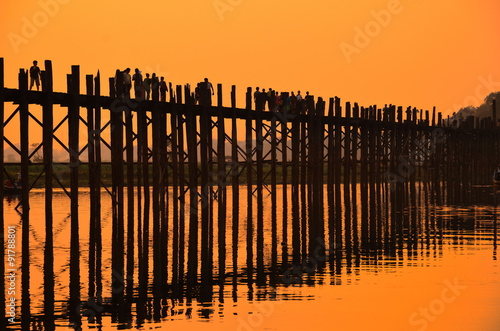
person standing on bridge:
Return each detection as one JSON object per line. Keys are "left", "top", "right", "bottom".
{"left": 204, "top": 78, "right": 214, "bottom": 106}
{"left": 254, "top": 87, "right": 261, "bottom": 110}
{"left": 29, "top": 60, "right": 41, "bottom": 91}
{"left": 123, "top": 68, "right": 132, "bottom": 98}
{"left": 160, "top": 77, "right": 168, "bottom": 102}
{"left": 151, "top": 73, "right": 160, "bottom": 101}
{"left": 132, "top": 68, "right": 143, "bottom": 100}
{"left": 143, "top": 73, "right": 151, "bottom": 100}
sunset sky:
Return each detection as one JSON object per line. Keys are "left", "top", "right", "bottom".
{"left": 1, "top": 0, "right": 500, "bottom": 115}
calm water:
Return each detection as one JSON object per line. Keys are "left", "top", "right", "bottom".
{"left": 3, "top": 182, "right": 500, "bottom": 331}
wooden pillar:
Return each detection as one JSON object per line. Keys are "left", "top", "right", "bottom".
{"left": 245, "top": 87, "right": 254, "bottom": 281}
{"left": 217, "top": 84, "right": 227, "bottom": 286}
{"left": 67, "top": 66, "right": 81, "bottom": 326}
{"left": 186, "top": 97, "right": 199, "bottom": 291}
{"left": 200, "top": 91, "right": 213, "bottom": 300}
{"left": 152, "top": 79, "right": 162, "bottom": 297}
{"left": 256, "top": 98, "right": 265, "bottom": 280}
{"left": 40, "top": 60, "right": 55, "bottom": 328}
{"left": 177, "top": 84, "right": 186, "bottom": 291}
{"left": 270, "top": 106, "right": 278, "bottom": 280}
{"left": 334, "top": 97, "right": 343, "bottom": 251}
{"left": 281, "top": 104, "right": 289, "bottom": 263}
{"left": 170, "top": 101, "right": 180, "bottom": 288}
{"left": 344, "top": 102, "right": 352, "bottom": 253}
{"left": 19, "top": 67, "right": 31, "bottom": 330}
{"left": 125, "top": 90, "right": 135, "bottom": 298}
{"left": 94, "top": 73, "right": 103, "bottom": 301}
{"left": 110, "top": 71, "right": 124, "bottom": 302}
{"left": 291, "top": 106, "right": 300, "bottom": 263}
{"left": 230, "top": 85, "right": 239, "bottom": 285}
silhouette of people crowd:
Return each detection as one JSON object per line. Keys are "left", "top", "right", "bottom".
{"left": 28, "top": 61, "right": 314, "bottom": 113}
{"left": 254, "top": 87, "right": 311, "bottom": 114}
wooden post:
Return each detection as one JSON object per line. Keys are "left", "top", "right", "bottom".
{"left": 217, "top": 84, "right": 227, "bottom": 286}
{"left": 68, "top": 66, "right": 81, "bottom": 324}
{"left": 256, "top": 93, "right": 265, "bottom": 281}
{"left": 334, "top": 97, "right": 343, "bottom": 251}
{"left": 186, "top": 95, "right": 199, "bottom": 291}
{"left": 270, "top": 104, "right": 278, "bottom": 280}
{"left": 94, "top": 72, "right": 103, "bottom": 302}
{"left": 40, "top": 62, "right": 56, "bottom": 327}
{"left": 125, "top": 89, "right": 135, "bottom": 298}
{"left": 200, "top": 89, "right": 213, "bottom": 299}
{"left": 231, "top": 85, "right": 239, "bottom": 286}
{"left": 327, "top": 98, "right": 335, "bottom": 256}
{"left": 152, "top": 78, "right": 162, "bottom": 297}
{"left": 86, "top": 72, "right": 98, "bottom": 304}
{"left": 110, "top": 69, "right": 124, "bottom": 302}
{"left": 170, "top": 100, "right": 180, "bottom": 288}
{"left": 245, "top": 87, "right": 254, "bottom": 281}
{"left": 344, "top": 102, "right": 352, "bottom": 253}
{"left": 291, "top": 104, "right": 301, "bottom": 263}
{"left": 178, "top": 84, "right": 186, "bottom": 291}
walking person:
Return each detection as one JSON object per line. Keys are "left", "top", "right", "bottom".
{"left": 29, "top": 60, "right": 41, "bottom": 91}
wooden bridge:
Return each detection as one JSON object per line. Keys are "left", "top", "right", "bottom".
{"left": 0, "top": 58, "right": 498, "bottom": 328}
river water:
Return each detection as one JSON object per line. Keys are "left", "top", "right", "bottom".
{"left": 3, "top": 182, "right": 500, "bottom": 330}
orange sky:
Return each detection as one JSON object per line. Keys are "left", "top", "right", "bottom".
{"left": 1, "top": 0, "right": 500, "bottom": 115}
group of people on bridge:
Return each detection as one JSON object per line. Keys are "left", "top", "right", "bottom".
{"left": 28, "top": 61, "right": 314, "bottom": 114}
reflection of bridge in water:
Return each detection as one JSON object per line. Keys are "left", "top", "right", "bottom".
{"left": 0, "top": 58, "right": 499, "bottom": 330}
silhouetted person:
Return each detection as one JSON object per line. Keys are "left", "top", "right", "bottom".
{"left": 204, "top": 78, "right": 214, "bottom": 106}
{"left": 114, "top": 69, "right": 124, "bottom": 97}
{"left": 290, "top": 91, "right": 297, "bottom": 113}
{"left": 143, "top": 73, "right": 151, "bottom": 100}
{"left": 267, "top": 88, "right": 274, "bottom": 111}
{"left": 261, "top": 88, "right": 268, "bottom": 111}
{"left": 254, "top": 87, "right": 261, "bottom": 110}
{"left": 123, "top": 68, "right": 132, "bottom": 98}
{"left": 296, "top": 90, "right": 303, "bottom": 113}
{"left": 160, "top": 77, "right": 168, "bottom": 102}
{"left": 151, "top": 73, "right": 160, "bottom": 101}
{"left": 132, "top": 68, "right": 143, "bottom": 100}
{"left": 275, "top": 91, "right": 282, "bottom": 111}
{"left": 29, "top": 60, "right": 41, "bottom": 91}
